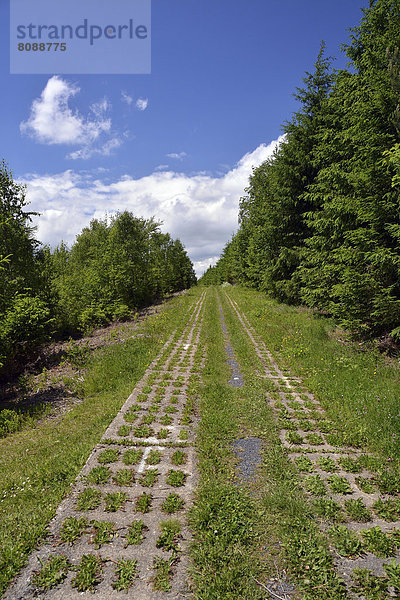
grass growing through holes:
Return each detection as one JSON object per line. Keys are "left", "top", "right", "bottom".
{"left": 90, "top": 520, "right": 115, "bottom": 548}
{"left": 86, "top": 465, "right": 111, "bottom": 484}
{"left": 156, "top": 519, "right": 181, "bottom": 552}
{"left": 75, "top": 488, "right": 102, "bottom": 511}
{"left": 112, "top": 558, "right": 138, "bottom": 592}
{"left": 31, "top": 555, "right": 69, "bottom": 591}
{"left": 227, "top": 285, "right": 400, "bottom": 465}
{"left": 125, "top": 519, "right": 146, "bottom": 545}
{"left": 190, "top": 288, "right": 345, "bottom": 600}
{"left": 135, "top": 492, "right": 152, "bottom": 513}
{"left": 162, "top": 493, "right": 185, "bottom": 514}
{"left": 71, "top": 554, "right": 103, "bottom": 592}
{"left": 0, "top": 288, "right": 203, "bottom": 596}
{"left": 104, "top": 491, "right": 128, "bottom": 512}
{"left": 123, "top": 448, "right": 143, "bottom": 465}
{"left": 152, "top": 556, "right": 174, "bottom": 592}
{"left": 166, "top": 469, "right": 186, "bottom": 487}
{"left": 59, "top": 516, "right": 89, "bottom": 544}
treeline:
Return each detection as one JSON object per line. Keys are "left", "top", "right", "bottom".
{"left": 201, "top": 0, "right": 400, "bottom": 339}
{"left": 0, "top": 159, "right": 196, "bottom": 374}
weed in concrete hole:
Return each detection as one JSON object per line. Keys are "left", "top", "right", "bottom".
{"left": 160, "top": 415, "right": 173, "bottom": 426}
{"left": 76, "top": 488, "right": 102, "bottom": 511}
{"left": 156, "top": 519, "right": 181, "bottom": 552}
{"left": 142, "top": 386, "right": 152, "bottom": 394}
{"left": 344, "top": 498, "right": 371, "bottom": 522}
{"left": 140, "top": 468, "right": 159, "bottom": 487}
{"left": 308, "top": 409, "right": 324, "bottom": 421}
{"left": 356, "top": 476, "right": 376, "bottom": 494}
{"left": 137, "top": 393, "right": 148, "bottom": 402}
{"left": 152, "top": 557, "right": 174, "bottom": 591}
{"left": 313, "top": 498, "right": 343, "bottom": 521}
{"left": 98, "top": 448, "right": 119, "bottom": 464}
{"left": 118, "top": 425, "right": 131, "bottom": 437}
{"left": 135, "top": 492, "right": 152, "bottom": 513}
{"left": 303, "top": 400, "right": 316, "bottom": 410}
{"left": 166, "top": 469, "right": 187, "bottom": 487}
{"left": 170, "top": 396, "right": 179, "bottom": 404}
{"left": 295, "top": 456, "right": 314, "bottom": 472}
{"left": 86, "top": 465, "right": 111, "bottom": 485}
{"left": 59, "top": 516, "right": 89, "bottom": 544}
{"left": 123, "top": 448, "right": 143, "bottom": 465}
{"left": 361, "top": 527, "right": 396, "bottom": 557}
{"left": 146, "top": 449, "right": 161, "bottom": 465}
{"left": 141, "top": 414, "right": 156, "bottom": 425}
{"left": 328, "top": 525, "right": 363, "bottom": 557}
{"left": 384, "top": 559, "right": 400, "bottom": 591}
{"left": 133, "top": 424, "right": 154, "bottom": 438}
{"left": 124, "top": 411, "right": 139, "bottom": 424}
{"left": 377, "top": 470, "right": 400, "bottom": 495}
{"left": 317, "top": 456, "right": 337, "bottom": 472}
{"left": 31, "top": 555, "right": 69, "bottom": 591}
{"left": 351, "top": 568, "right": 388, "bottom": 599}
{"left": 162, "top": 493, "right": 185, "bottom": 514}
{"left": 171, "top": 450, "right": 187, "bottom": 466}
{"left": 125, "top": 519, "right": 146, "bottom": 545}
{"left": 303, "top": 475, "right": 326, "bottom": 496}
{"left": 306, "top": 433, "right": 324, "bottom": 445}
{"left": 287, "top": 400, "right": 302, "bottom": 410}
{"left": 104, "top": 491, "right": 128, "bottom": 512}
{"left": 71, "top": 554, "right": 103, "bottom": 592}
{"left": 328, "top": 475, "right": 352, "bottom": 495}
{"left": 338, "top": 456, "right": 362, "bottom": 473}
{"left": 280, "top": 419, "right": 297, "bottom": 431}
{"left": 165, "top": 406, "right": 177, "bottom": 414}
{"left": 286, "top": 432, "right": 303, "bottom": 445}
{"left": 325, "top": 432, "right": 346, "bottom": 447}
{"left": 113, "top": 468, "right": 135, "bottom": 486}
{"left": 297, "top": 419, "right": 313, "bottom": 431}
{"left": 90, "top": 520, "right": 115, "bottom": 548}
{"left": 158, "top": 428, "right": 169, "bottom": 440}
{"left": 180, "top": 415, "right": 192, "bottom": 425}
{"left": 318, "top": 419, "right": 336, "bottom": 433}
{"left": 112, "top": 558, "right": 138, "bottom": 592}
{"left": 373, "top": 497, "right": 400, "bottom": 521}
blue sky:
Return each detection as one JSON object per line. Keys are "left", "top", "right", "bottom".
{"left": 0, "top": 0, "right": 368, "bottom": 275}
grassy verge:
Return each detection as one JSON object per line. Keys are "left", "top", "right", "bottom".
{"left": 0, "top": 288, "right": 201, "bottom": 597}
{"left": 190, "top": 288, "right": 345, "bottom": 599}
{"left": 228, "top": 286, "right": 400, "bottom": 463}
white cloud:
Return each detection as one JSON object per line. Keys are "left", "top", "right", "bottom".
{"left": 166, "top": 152, "right": 187, "bottom": 160}
{"left": 20, "top": 76, "right": 121, "bottom": 160}
{"left": 121, "top": 91, "right": 133, "bottom": 106}
{"left": 136, "top": 98, "right": 148, "bottom": 111}
{"left": 20, "top": 136, "right": 283, "bottom": 276}
{"left": 155, "top": 164, "right": 170, "bottom": 171}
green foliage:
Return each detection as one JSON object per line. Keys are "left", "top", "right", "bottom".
{"left": 59, "top": 517, "right": 89, "bottom": 544}
{"left": 161, "top": 493, "right": 185, "bottom": 514}
{"left": 112, "top": 558, "right": 137, "bottom": 592}
{"left": 32, "top": 555, "right": 69, "bottom": 591}
{"left": 126, "top": 520, "right": 145, "bottom": 545}
{"left": 200, "top": 0, "right": 400, "bottom": 340}
{"left": 71, "top": 554, "right": 103, "bottom": 592}
{"left": 328, "top": 525, "right": 363, "bottom": 557}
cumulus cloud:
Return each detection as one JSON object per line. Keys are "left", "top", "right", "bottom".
{"left": 136, "top": 98, "right": 148, "bottom": 111}
{"left": 20, "top": 76, "right": 121, "bottom": 160}
{"left": 21, "top": 136, "right": 284, "bottom": 276}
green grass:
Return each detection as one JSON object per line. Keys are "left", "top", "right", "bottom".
{"left": 146, "top": 449, "right": 161, "bottom": 465}
{"left": 112, "top": 468, "right": 135, "bottom": 486}
{"left": 227, "top": 286, "right": 400, "bottom": 464}
{"left": 71, "top": 554, "right": 103, "bottom": 592}
{"left": 166, "top": 469, "right": 186, "bottom": 487}
{"left": 90, "top": 520, "right": 115, "bottom": 548}
{"left": 31, "top": 555, "right": 69, "bottom": 591}
{"left": 112, "top": 558, "right": 138, "bottom": 592}
{"left": 86, "top": 465, "right": 111, "bottom": 484}
{"left": 139, "top": 468, "right": 159, "bottom": 487}
{"left": 135, "top": 492, "right": 152, "bottom": 513}
{"left": 152, "top": 556, "right": 174, "bottom": 592}
{"left": 190, "top": 288, "right": 347, "bottom": 600}
{"left": 59, "top": 516, "right": 89, "bottom": 544}
{"left": 161, "top": 493, "right": 185, "bottom": 514}
{"left": 0, "top": 288, "right": 202, "bottom": 596}
{"left": 125, "top": 519, "right": 146, "bottom": 545}
{"left": 104, "top": 491, "right": 128, "bottom": 512}
{"left": 122, "top": 448, "right": 143, "bottom": 465}
{"left": 75, "top": 488, "right": 102, "bottom": 511}
{"left": 97, "top": 448, "right": 119, "bottom": 464}
{"left": 156, "top": 519, "right": 181, "bottom": 552}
